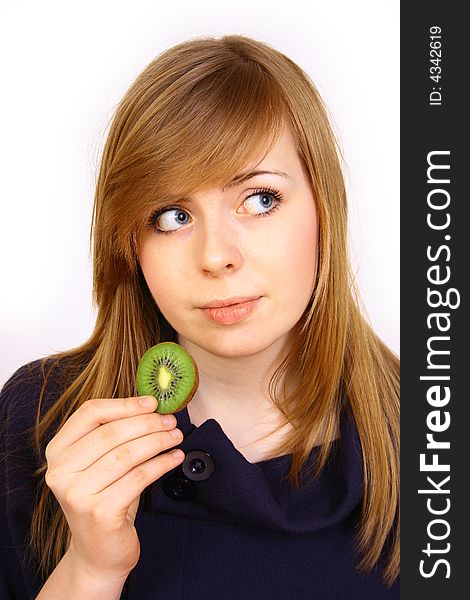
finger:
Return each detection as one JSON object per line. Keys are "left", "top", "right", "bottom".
{"left": 89, "top": 449, "right": 185, "bottom": 528}
{"left": 78, "top": 428, "right": 184, "bottom": 495}
{"left": 62, "top": 412, "right": 177, "bottom": 472}
{"left": 49, "top": 396, "right": 158, "bottom": 453}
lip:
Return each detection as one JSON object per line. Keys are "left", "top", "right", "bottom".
{"left": 201, "top": 296, "right": 261, "bottom": 309}
{"left": 200, "top": 296, "right": 262, "bottom": 325}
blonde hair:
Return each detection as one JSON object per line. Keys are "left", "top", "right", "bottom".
{"left": 25, "top": 35, "right": 399, "bottom": 587}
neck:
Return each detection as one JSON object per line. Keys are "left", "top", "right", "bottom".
{"left": 177, "top": 334, "right": 295, "bottom": 459}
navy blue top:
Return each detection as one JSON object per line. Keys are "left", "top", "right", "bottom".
{"left": 0, "top": 360, "right": 399, "bottom": 599}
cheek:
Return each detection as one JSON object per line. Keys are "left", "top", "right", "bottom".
{"left": 271, "top": 204, "right": 318, "bottom": 288}
{"left": 297, "top": 219, "right": 318, "bottom": 282}
{"left": 139, "top": 239, "right": 177, "bottom": 307}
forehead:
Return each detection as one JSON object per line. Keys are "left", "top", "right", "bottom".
{"left": 211, "top": 124, "right": 303, "bottom": 193}
{"left": 165, "top": 125, "right": 302, "bottom": 201}
{"left": 248, "top": 126, "right": 300, "bottom": 172}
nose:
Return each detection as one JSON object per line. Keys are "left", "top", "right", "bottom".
{"left": 195, "top": 208, "right": 243, "bottom": 278}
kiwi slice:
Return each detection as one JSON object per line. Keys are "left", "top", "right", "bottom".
{"left": 136, "top": 342, "right": 199, "bottom": 414}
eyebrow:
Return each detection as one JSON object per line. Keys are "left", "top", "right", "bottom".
{"left": 155, "top": 170, "right": 290, "bottom": 205}
{"left": 223, "top": 169, "right": 290, "bottom": 190}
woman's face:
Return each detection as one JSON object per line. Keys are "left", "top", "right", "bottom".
{"left": 138, "top": 125, "right": 318, "bottom": 358}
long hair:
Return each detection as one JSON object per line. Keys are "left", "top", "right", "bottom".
{"left": 26, "top": 35, "right": 399, "bottom": 586}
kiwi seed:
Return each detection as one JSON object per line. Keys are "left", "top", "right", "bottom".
{"left": 136, "top": 342, "right": 199, "bottom": 414}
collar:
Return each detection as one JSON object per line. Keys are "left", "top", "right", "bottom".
{"left": 149, "top": 405, "right": 363, "bottom": 533}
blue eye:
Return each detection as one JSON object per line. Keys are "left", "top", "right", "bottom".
{"left": 244, "top": 193, "right": 275, "bottom": 214}
{"left": 148, "top": 186, "right": 284, "bottom": 236}
{"left": 154, "top": 208, "right": 191, "bottom": 233}
{"left": 244, "top": 188, "right": 284, "bottom": 216}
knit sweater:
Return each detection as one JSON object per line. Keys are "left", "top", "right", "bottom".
{"left": 0, "top": 360, "right": 399, "bottom": 599}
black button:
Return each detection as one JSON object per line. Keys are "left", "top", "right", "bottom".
{"left": 162, "top": 475, "right": 196, "bottom": 501}
{"left": 182, "top": 450, "right": 215, "bottom": 481}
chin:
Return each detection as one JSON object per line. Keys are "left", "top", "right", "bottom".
{"left": 201, "top": 330, "right": 281, "bottom": 358}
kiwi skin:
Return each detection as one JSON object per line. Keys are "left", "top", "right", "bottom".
{"left": 137, "top": 342, "right": 199, "bottom": 415}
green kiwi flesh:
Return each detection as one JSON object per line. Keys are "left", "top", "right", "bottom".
{"left": 136, "top": 342, "right": 199, "bottom": 414}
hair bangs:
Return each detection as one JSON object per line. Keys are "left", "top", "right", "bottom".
{"left": 106, "top": 59, "right": 288, "bottom": 269}
{"left": 147, "top": 66, "right": 286, "bottom": 196}
{"left": 114, "top": 62, "right": 288, "bottom": 261}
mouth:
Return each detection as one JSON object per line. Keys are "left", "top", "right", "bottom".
{"left": 200, "top": 296, "right": 262, "bottom": 325}
{"left": 200, "top": 296, "right": 261, "bottom": 309}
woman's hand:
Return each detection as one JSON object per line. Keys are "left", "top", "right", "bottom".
{"left": 44, "top": 395, "right": 184, "bottom": 581}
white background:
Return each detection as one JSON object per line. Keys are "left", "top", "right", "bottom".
{"left": 0, "top": 0, "right": 400, "bottom": 387}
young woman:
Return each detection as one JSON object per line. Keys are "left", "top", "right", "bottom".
{"left": 0, "top": 35, "right": 399, "bottom": 599}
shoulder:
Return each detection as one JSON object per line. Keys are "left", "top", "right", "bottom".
{"left": 0, "top": 356, "right": 84, "bottom": 448}
{"left": 1, "top": 359, "right": 62, "bottom": 433}
{"left": 0, "top": 356, "right": 85, "bottom": 498}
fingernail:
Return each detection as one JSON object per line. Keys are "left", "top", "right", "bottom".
{"left": 139, "top": 396, "right": 157, "bottom": 408}
{"left": 162, "top": 414, "right": 176, "bottom": 427}
{"left": 170, "top": 428, "right": 183, "bottom": 439}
